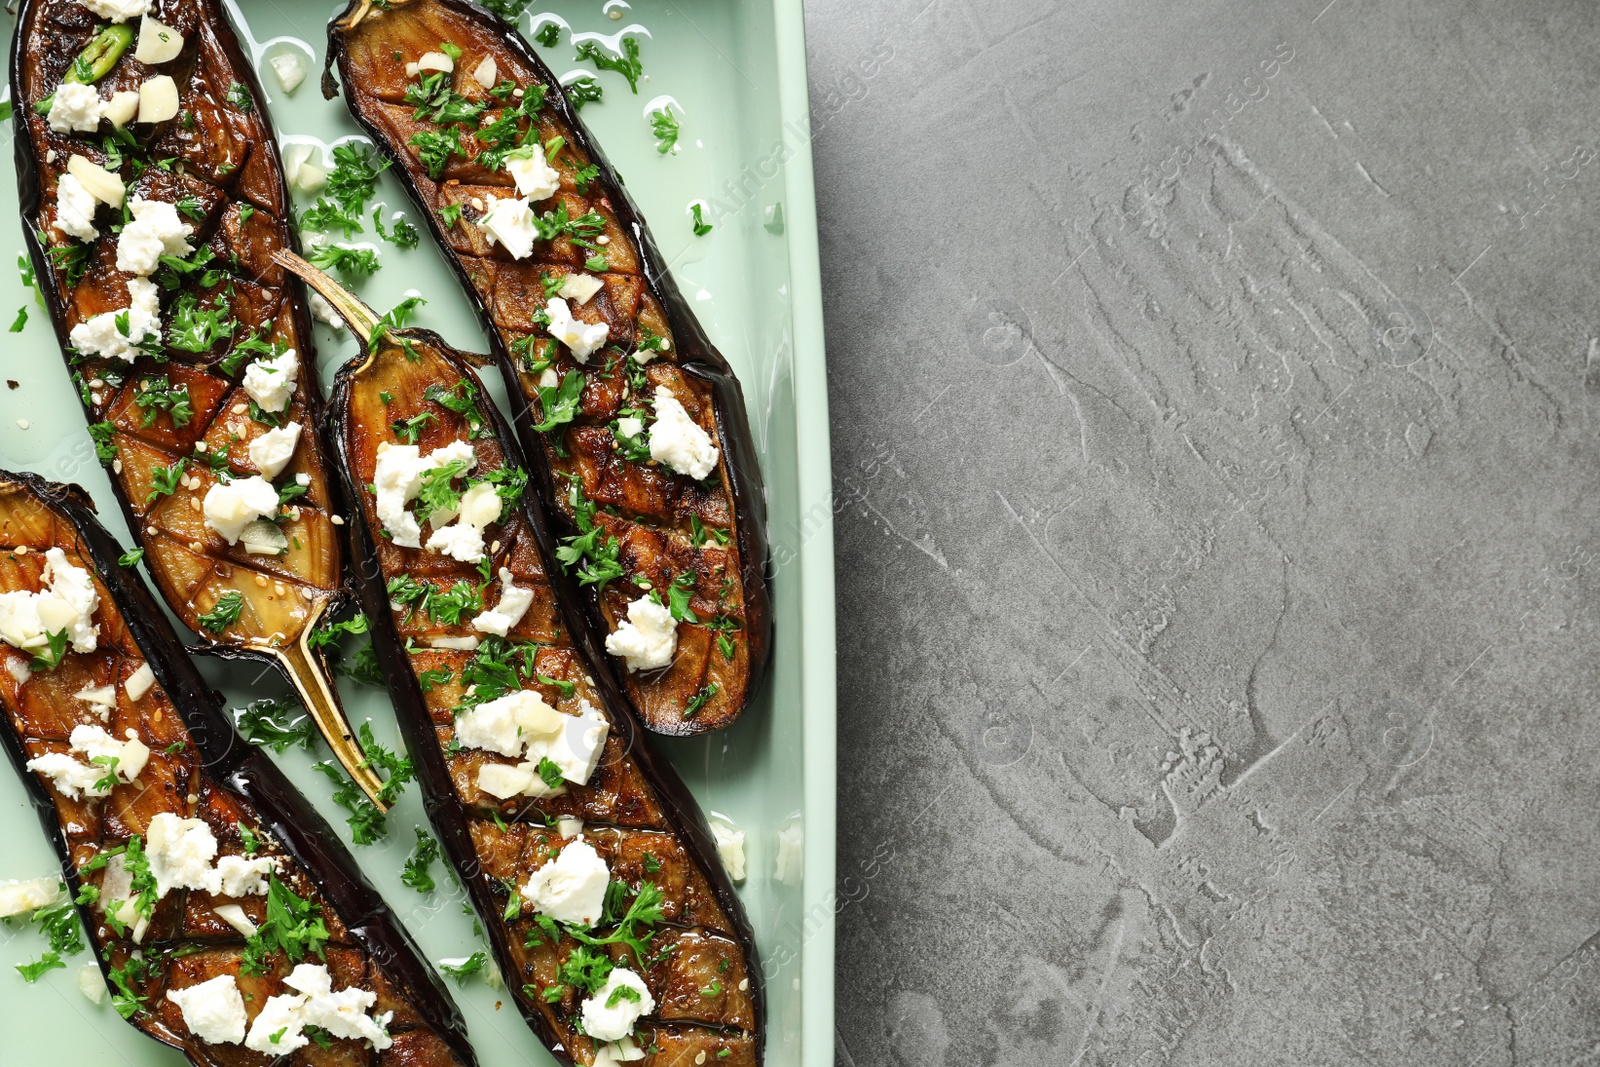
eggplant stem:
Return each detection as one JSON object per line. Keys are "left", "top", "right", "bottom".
{"left": 273, "top": 634, "right": 391, "bottom": 810}
{"left": 274, "top": 251, "right": 379, "bottom": 344}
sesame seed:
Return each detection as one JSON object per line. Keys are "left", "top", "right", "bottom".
{"left": 16, "top": 419, "right": 28, "bottom": 430}
{"left": 331, "top": 515, "right": 344, "bottom": 526}
{"left": 232, "top": 403, "right": 247, "bottom": 414}
{"left": 194, "top": 441, "right": 208, "bottom": 452}
{"left": 189, "top": 541, "right": 202, "bottom": 552}
{"left": 189, "top": 496, "right": 200, "bottom": 512}
{"left": 273, "top": 583, "right": 287, "bottom": 595}
{"left": 89, "top": 379, "right": 104, "bottom": 388}
{"left": 13, "top": 545, "right": 26, "bottom": 556}
{"left": 597, "top": 236, "right": 610, "bottom": 245}
{"left": 253, "top": 574, "right": 269, "bottom": 587}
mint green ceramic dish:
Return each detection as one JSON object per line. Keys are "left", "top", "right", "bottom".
{"left": 0, "top": 2, "right": 835, "bottom": 1065}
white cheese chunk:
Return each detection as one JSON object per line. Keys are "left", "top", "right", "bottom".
{"left": 417, "top": 50, "right": 455, "bottom": 72}
{"left": 134, "top": 16, "right": 184, "bottom": 64}
{"left": 167, "top": 975, "right": 248, "bottom": 1045}
{"left": 24, "top": 751, "right": 103, "bottom": 798}
{"left": 308, "top": 290, "right": 342, "bottom": 327}
{"left": 203, "top": 476, "right": 279, "bottom": 545}
{"left": 455, "top": 688, "right": 564, "bottom": 758}
{"left": 78, "top": 0, "right": 150, "bottom": 22}
{"left": 710, "top": 818, "right": 747, "bottom": 881}
{"left": 556, "top": 272, "right": 604, "bottom": 305}
{"left": 284, "top": 964, "right": 392, "bottom": 1048}
{"left": 581, "top": 968, "right": 655, "bottom": 1042}
{"left": 373, "top": 440, "right": 478, "bottom": 548}
{"left": 54, "top": 174, "right": 100, "bottom": 242}
{"left": 0, "top": 877, "right": 62, "bottom": 918}
{"left": 528, "top": 699, "right": 609, "bottom": 786}
{"left": 212, "top": 903, "right": 258, "bottom": 937}
{"left": 523, "top": 839, "right": 609, "bottom": 927}
{"left": 270, "top": 53, "right": 306, "bottom": 94}
{"left": 648, "top": 389, "right": 719, "bottom": 480}
{"left": 68, "top": 277, "right": 161, "bottom": 362}
{"left": 247, "top": 421, "right": 302, "bottom": 480}
{"left": 146, "top": 812, "right": 220, "bottom": 897}
{"left": 478, "top": 195, "right": 538, "bottom": 259}
{"left": 245, "top": 989, "right": 311, "bottom": 1054}
{"left": 476, "top": 761, "right": 534, "bottom": 800}
{"left": 125, "top": 661, "right": 154, "bottom": 701}
{"left": 214, "top": 854, "right": 274, "bottom": 897}
{"left": 774, "top": 822, "right": 803, "bottom": 884}
{"left": 615, "top": 415, "right": 644, "bottom": 440}
{"left": 545, "top": 296, "right": 609, "bottom": 363}
{"left": 0, "top": 546, "right": 101, "bottom": 656}
{"left": 69, "top": 723, "right": 149, "bottom": 784}
{"left": 240, "top": 347, "right": 299, "bottom": 413}
{"left": 425, "top": 480, "right": 501, "bottom": 563}
{"left": 74, "top": 683, "right": 116, "bottom": 720}
{"left": 116, "top": 196, "right": 194, "bottom": 275}
{"left": 47, "top": 83, "right": 103, "bottom": 133}
{"left": 471, "top": 568, "right": 534, "bottom": 636}
{"left": 427, "top": 635, "right": 479, "bottom": 651}
{"left": 604, "top": 594, "right": 677, "bottom": 672}
{"left": 505, "top": 144, "right": 561, "bottom": 200}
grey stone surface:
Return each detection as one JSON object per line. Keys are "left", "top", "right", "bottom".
{"left": 805, "top": 0, "right": 1600, "bottom": 1063}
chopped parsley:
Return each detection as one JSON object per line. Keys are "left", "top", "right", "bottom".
{"left": 313, "top": 723, "right": 413, "bottom": 845}
{"left": 650, "top": 107, "right": 679, "bottom": 154}
{"left": 554, "top": 474, "right": 623, "bottom": 588}
{"left": 146, "top": 458, "right": 186, "bottom": 502}
{"left": 197, "top": 590, "right": 245, "bottom": 633}
{"left": 307, "top": 243, "right": 381, "bottom": 279}
{"left": 87, "top": 422, "right": 117, "bottom": 462}
{"left": 683, "top": 683, "right": 719, "bottom": 719}
{"left": 240, "top": 874, "right": 330, "bottom": 975}
{"left": 534, "top": 22, "right": 561, "bottom": 47}
{"left": 235, "top": 697, "right": 319, "bottom": 753}
{"left": 9, "top": 306, "right": 27, "bottom": 332}
{"left": 225, "top": 82, "right": 254, "bottom": 112}
{"left": 117, "top": 548, "right": 144, "bottom": 568}
{"left": 326, "top": 144, "right": 391, "bottom": 213}
{"left": 575, "top": 36, "right": 643, "bottom": 93}
{"left": 691, "top": 203, "right": 713, "bottom": 236}
{"left": 439, "top": 951, "right": 489, "bottom": 983}
{"left": 401, "top": 828, "right": 442, "bottom": 893}
{"left": 565, "top": 75, "right": 604, "bottom": 110}
{"left": 532, "top": 370, "right": 584, "bottom": 435}
{"left": 131, "top": 374, "right": 194, "bottom": 429}
{"left": 372, "top": 209, "right": 421, "bottom": 250}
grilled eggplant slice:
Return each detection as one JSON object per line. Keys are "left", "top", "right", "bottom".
{"left": 282, "top": 255, "right": 763, "bottom": 1066}
{"left": 0, "top": 468, "right": 475, "bottom": 1066}
{"left": 12, "top": 0, "right": 387, "bottom": 802}
{"left": 325, "top": 0, "right": 771, "bottom": 736}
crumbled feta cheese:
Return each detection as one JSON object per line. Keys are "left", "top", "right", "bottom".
{"left": 245, "top": 964, "right": 393, "bottom": 1054}
{"left": 0, "top": 546, "right": 101, "bottom": 656}
{"left": 472, "top": 55, "right": 498, "bottom": 89}
{"left": 308, "top": 290, "right": 342, "bottom": 327}
{"left": 78, "top": 0, "right": 150, "bottom": 22}
{"left": 523, "top": 840, "right": 609, "bottom": 927}
{"left": 67, "top": 277, "right": 161, "bottom": 362}
{"left": 0, "top": 877, "right": 62, "bottom": 918}
{"left": 102, "top": 89, "right": 139, "bottom": 128}
{"left": 478, "top": 195, "right": 538, "bottom": 259}
{"left": 116, "top": 196, "right": 194, "bottom": 275}
{"left": 270, "top": 53, "right": 306, "bottom": 94}
{"left": 710, "top": 818, "right": 746, "bottom": 881}
{"left": 648, "top": 389, "right": 719, "bottom": 480}
{"left": 241, "top": 348, "right": 299, "bottom": 413}
{"left": 247, "top": 421, "right": 302, "bottom": 480}
{"left": 556, "top": 272, "right": 604, "bottom": 305}
{"left": 69, "top": 723, "right": 149, "bottom": 783}
{"left": 372, "top": 440, "right": 477, "bottom": 548}
{"left": 47, "top": 82, "right": 102, "bottom": 133}
{"left": 454, "top": 688, "right": 563, "bottom": 758}
{"left": 615, "top": 415, "right": 644, "bottom": 440}
{"left": 203, "top": 476, "right": 280, "bottom": 545}
{"left": 167, "top": 975, "right": 248, "bottom": 1045}
{"left": 146, "top": 813, "right": 220, "bottom": 896}
{"left": 774, "top": 822, "right": 803, "bottom": 884}
{"left": 54, "top": 174, "right": 99, "bottom": 242}
{"left": 24, "top": 751, "right": 102, "bottom": 798}
{"left": 581, "top": 968, "right": 655, "bottom": 1042}
{"left": 125, "top": 661, "right": 154, "bottom": 701}
{"left": 425, "top": 480, "right": 502, "bottom": 563}
{"left": 212, "top": 903, "right": 257, "bottom": 937}
{"left": 604, "top": 594, "right": 677, "bottom": 672}
{"left": 471, "top": 568, "right": 534, "bottom": 636}
{"left": 3, "top": 652, "right": 29, "bottom": 686}
{"left": 594, "top": 1038, "right": 648, "bottom": 1066}
{"left": 528, "top": 699, "right": 609, "bottom": 786}
{"left": 476, "top": 762, "right": 534, "bottom": 800}
{"left": 556, "top": 816, "right": 584, "bottom": 839}
{"left": 505, "top": 144, "right": 561, "bottom": 201}
{"left": 214, "top": 854, "right": 274, "bottom": 897}
{"left": 77, "top": 963, "right": 106, "bottom": 1004}
{"left": 545, "top": 297, "right": 609, "bottom": 363}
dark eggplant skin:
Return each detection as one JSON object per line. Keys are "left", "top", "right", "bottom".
{"left": 0, "top": 468, "right": 476, "bottom": 1067}
{"left": 323, "top": 0, "right": 771, "bottom": 736}
{"left": 10, "top": 0, "right": 389, "bottom": 803}
{"left": 321, "top": 315, "right": 764, "bottom": 1065}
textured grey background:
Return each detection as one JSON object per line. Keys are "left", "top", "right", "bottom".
{"left": 806, "top": 0, "right": 1600, "bottom": 1063}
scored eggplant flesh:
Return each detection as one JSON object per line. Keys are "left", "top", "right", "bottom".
{"left": 282, "top": 253, "right": 764, "bottom": 1066}
{"left": 326, "top": 0, "right": 772, "bottom": 736}
{"left": 11, "top": 0, "right": 387, "bottom": 802}
{"left": 0, "top": 469, "right": 476, "bottom": 1067}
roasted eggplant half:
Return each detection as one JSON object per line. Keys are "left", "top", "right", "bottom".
{"left": 0, "top": 468, "right": 475, "bottom": 1066}
{"left": 282, "top": 254, "right": 763, "bottom": 1065}
{"left": 325, "top": 0, "right": 771, "bottom": 735}
{"left": 12, "top": 0, "right": 388, "bottom": 801}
